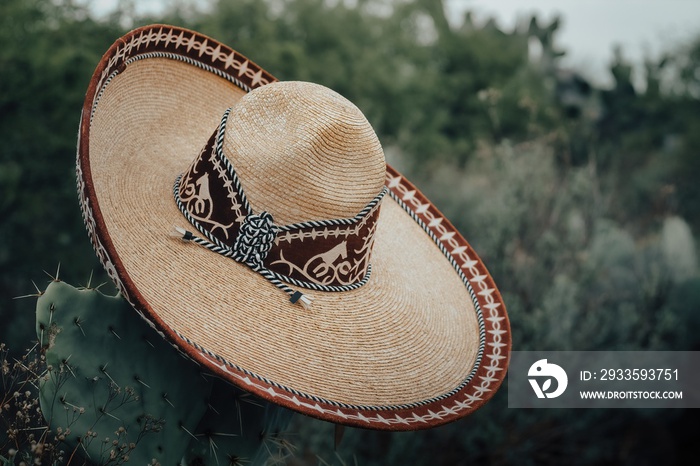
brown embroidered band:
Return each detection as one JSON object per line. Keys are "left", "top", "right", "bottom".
{"left": 172, "top": 107, "right": 386, "bottom": 308}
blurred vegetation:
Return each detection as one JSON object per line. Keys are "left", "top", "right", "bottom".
{"left": 1, "top": 0, "right": 698, "bottom": 464}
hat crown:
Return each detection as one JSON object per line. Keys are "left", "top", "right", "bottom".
{"left": 222, "top": 81, "right": 386, "bottom": 225}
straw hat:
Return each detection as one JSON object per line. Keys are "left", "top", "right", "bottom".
{"left": 77, "top": 24, "right": 511, "bottom": 430}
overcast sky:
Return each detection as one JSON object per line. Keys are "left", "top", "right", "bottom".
{"left": 452, "top": 0, "right": 700, "bottom": 85}
{"left": 92, "top": 0, "right": 700, "bottom": 86}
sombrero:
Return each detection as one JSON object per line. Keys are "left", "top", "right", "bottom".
{"left": 77, "top": 24, "right": 511, "bottom": 430}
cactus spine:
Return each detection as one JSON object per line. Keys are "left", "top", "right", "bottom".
{"left": 36, "top": 280, "right": 293, "bottom": 465}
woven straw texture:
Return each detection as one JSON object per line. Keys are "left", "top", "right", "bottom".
{"left": 78, "top": 26, "right": 512, "bottom": 430}
{"left": 224, "top": 81, "right": 386, "bottom": 224}
{"left": 88, "top": 58, "right": 480, "bottom": 406}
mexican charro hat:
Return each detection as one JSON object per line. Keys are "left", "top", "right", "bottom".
{"left": 77, "top": 24, "right": 511, "bottom": 430}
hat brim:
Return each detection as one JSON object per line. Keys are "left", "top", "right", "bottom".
{"left": 78, "top": 25, "right": 511, "bottom": 430}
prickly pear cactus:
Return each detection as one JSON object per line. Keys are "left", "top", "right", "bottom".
{"left": 183, "top": 380, "right": 295, "bottom": 465}
{"left": 36, "top": 280, "right": 294, "bottom": 465}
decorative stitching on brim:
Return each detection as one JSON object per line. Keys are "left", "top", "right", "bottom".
{"left": 169, "top": 170, "right": 487, "bottom": 411}
{"left": 77, "top": 24, "right": 510, "bottom": 429}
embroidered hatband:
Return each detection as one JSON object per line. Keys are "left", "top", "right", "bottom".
{"left": 173, "top": 108, "right": 386, "bottom": 307}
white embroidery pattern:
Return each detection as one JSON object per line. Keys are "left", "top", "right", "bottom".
{"left": 77, "top": 25, "right": 508, "bottom": 429}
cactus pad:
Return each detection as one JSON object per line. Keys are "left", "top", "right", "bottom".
{"left": 36, "top": 280, "right": 293, "bottom": 465}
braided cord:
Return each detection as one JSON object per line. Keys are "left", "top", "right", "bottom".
{"left": 215, "top": 107, "right": 253, "bottom": 216}
{"left": 171, "top": 109, "right": 384, "bottom": 307}
{"left": 172, "top": 177, "right": 375, "bottom": 307}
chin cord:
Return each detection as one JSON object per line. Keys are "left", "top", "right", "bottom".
{"left": 170, "top": 225, "right": 313, "bottom": 310}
